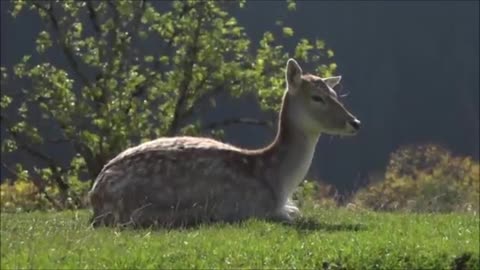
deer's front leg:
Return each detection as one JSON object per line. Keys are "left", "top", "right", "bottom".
{"left": 267, "top": 209, "right": 294, "bottom": 224}
{"left": 284, "top": 198, "right": 301, "bottom": 218}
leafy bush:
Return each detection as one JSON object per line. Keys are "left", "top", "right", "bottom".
{"left": 293, "top": 180, "right": 339, "bottom": 210}
{"left": 1, "top": 179, "right": 55, "bottom": 213}
{"left": 0, "top": 165, "right": 89, "bottom": 213}
{"left": 353, "top": 144, "right": 479, "bottom": 213}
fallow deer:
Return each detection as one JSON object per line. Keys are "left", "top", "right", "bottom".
{"left": 89, "top": 58, "right": 361, "bottom": 228}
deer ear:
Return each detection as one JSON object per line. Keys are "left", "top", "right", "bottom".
{"left": 286, "top": 58, "right": 302, "bottom": 92}
{"left": 322, "top": 76, "right": 342, "bottom": 88}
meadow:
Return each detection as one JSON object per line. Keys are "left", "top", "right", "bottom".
{"left": 1, "top": 208, "right": 478, "bottom": 269}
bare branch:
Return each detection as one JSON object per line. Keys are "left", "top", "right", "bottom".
{"left": 1, "top": 115, "right": 57, "bottom": 165}
{"left": 124, "top": 0, "right": 146, "bottom": 69}
{"left": 202, "top": 117, "right": 273, "bottom": 131}
{"left": 33, "top": 2, "right": 91, "bottom": 88}
{"left": 85, "top": 0, "right": 112, "bottom": 106}
{"left": 131, "top": 1, "right": 205, "bottom": 103}
{"left": 72, "top": 141, "right": 103, "bottom": 180}
{"left": 167, "top": 3, "right": 206, "bottom": 136}
{"left": 179, "top": 78, "right": 242, "bottom": 126}
{"left": 151, "top": 1, "right": 204, "bottom": 71}
{"left": 1, "top": 115, "right": 73, "bottom": 196}
{"left": 179, "top": 85, "right": 224, "bottom": 125}
{"left": 86, "top": 0, "right": 101, "bottom": 35}
{"left": 106, "top": 0, "right": 122, "bottom": 71}
{"left": 46, "top": 138, "right": 71, "bottom": 144}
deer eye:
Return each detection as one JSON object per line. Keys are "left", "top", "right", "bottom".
{"left": 311, "top": 95, "right": 325, "bottom": 103}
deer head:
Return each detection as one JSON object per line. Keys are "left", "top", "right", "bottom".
{"left": 284, "top": 58, "right": 361, "bottom": 137}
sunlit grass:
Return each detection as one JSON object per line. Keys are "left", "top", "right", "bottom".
{"left": 1, "top": 208, "right": 478, "bottom": 269}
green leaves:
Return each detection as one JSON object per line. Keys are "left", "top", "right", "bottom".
{"left": 316, "top": 63, "right": 338, "bottom": 78}
{"left": 144, "top": 55, "right": 154, "bottom": 63}
{"left": 353, "top": 144, "right": 480, "bottom": 213}
{"left": 11, "top": 0, "right": 26, "bottom": 17}
{"left": 294, "top": 39, "right": 314, "bottom": 61}
{"left": 142, "top": 5, "right": 160, "bottom": 24}
{"left": 0, "top": 94, "right": 12, "bottom": 110}
{"left": 315, "top": 40, "right": 325, "bottom": 49}
{"left": 287, "top": 0, "right": 297, "bottom": 11}
{"left": 35, "top": 31, "right": 52, "bottom": 53}
{"left": 327, "top": 49, "right": 335, "bottom": 58}
{"left": 282, "top": 27, "right": 294, "bottom": 37}
{"left": 80, "top": 130, "right": 100, "bottom": 148}
{"left": 72, "top": 22, "right": 83, "bottom": 39}
{"left": 1, "top": 138, "right": 17, "bottom": 153}
{"left": 13, "top": 55, "right": 31, "bottom": 78}
{"left": 124, "top": 66, "right": 146, "bottom": 93}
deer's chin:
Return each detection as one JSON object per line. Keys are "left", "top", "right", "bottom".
{"left": 321, "top": 128, "right": 359, "bottom": 137}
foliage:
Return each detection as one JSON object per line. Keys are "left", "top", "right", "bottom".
{"left": 0, "top": 178, "right": 51, "bottom": 213}
{"left": 1, "top": 0, "right": 337, "bottom": 208}
{"left": 292, "top": 180, "right": 339, "bottom": 210}
{"left": 1, "top": 209, "right": 478, "bottom": 269}
{"left": 353, "top": 144, "right": 480, "bottom": 213}
{"left": 0, "top": 164, "right": 90, "bottom": 212}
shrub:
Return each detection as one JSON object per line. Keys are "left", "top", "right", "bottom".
{"left": 293, "top": 180, "right": 339, "bottom": 210}
{"left": 0, "top": 165, "right": 90, "bottom": 213}
{"left": 353, "top": 144, "right": 479, "bottom": 213}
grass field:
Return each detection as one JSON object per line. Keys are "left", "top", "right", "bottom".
{"left": 1, "top": 208, "right": 478, "bottom": 269}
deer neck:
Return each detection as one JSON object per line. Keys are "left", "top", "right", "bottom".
{"left": 260, "top": 92, "right": 320, "bottom": 205}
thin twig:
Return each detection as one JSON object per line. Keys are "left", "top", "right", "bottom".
{"left": 1, "top": 115, "right": 80, "bottom": 204}
{"left": 167, "top": 3, "right": 205, "bottom": 136}
{"left": 202, "top": 117, "right": 273, "bottom": 131}
{"left": 33, "top": 2, "right": 91, "bottom": 88}
{"left": 86, "top": 0, "right": 101, "bottom": 35}
{"left": 124, "top": 0, "right": 146, "bottom": 70}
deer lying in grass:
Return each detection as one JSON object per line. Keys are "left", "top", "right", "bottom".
{"left": 89, "top": 59, "right": 361, "bottom": 228}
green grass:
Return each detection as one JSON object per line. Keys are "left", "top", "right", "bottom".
{"left": 1, "top": 208, "right": 478, "bottom": 269}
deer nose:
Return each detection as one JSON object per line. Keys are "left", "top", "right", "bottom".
{"left": 349, "top": 119, "right": 361, "bottom": 130}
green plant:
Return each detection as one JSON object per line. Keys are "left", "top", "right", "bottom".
{"left": 292, "top": 180, "right": 339, "bottom": 210}
{"left": 353, "top": 144, "right": 479, "bottom": 213}
{"left": 1, "top": 0, "right": 337, "bottom": 209}
{"left": 0, "top": 164, "right": 90, "bottom": 212}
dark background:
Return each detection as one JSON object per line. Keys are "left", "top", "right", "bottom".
{"left": 1, "top": 1, "right": 479, "bottom": 192}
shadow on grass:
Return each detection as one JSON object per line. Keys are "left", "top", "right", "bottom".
{"left": 90, "top": 216, "right": 367, "bottom": 232}
{"left": 285, "top": 217, "right": 368, "bottom": 232}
